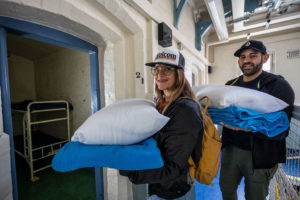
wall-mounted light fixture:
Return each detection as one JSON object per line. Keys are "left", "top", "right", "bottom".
{"left": 204, "top": 0, "right": 229, "bottom": 41}
{"left": 158, "top": 22, "right": 172, "bottom": 47}
{"left": 177, "top": 42, "right": 183, "bottom": 50}
{"left": 208, "top": 65, "right": 212, "bottom": 74}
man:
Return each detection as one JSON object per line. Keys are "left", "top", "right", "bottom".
{"left": 219, "top": 40, "right": 295, "bottom": 200}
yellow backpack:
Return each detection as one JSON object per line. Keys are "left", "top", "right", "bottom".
{"left": 189, "top": 96, "right": 222, "bottom": 186}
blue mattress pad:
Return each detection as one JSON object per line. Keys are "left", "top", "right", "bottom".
{"left": 52, "top": 137, "right": 164, "bottom": 172}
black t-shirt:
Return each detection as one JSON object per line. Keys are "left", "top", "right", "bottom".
{"left": 222, "top": 73, "right": 263, "bottom": 151}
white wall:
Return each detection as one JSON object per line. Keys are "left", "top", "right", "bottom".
{"left": 34, "top": 48, "right": 91, "bottom": 133}
{"left": 0, "top": 132, "right": 13, "bottom": 200}
{"left": 8, "top": 54, "right": 36, "bottom": 102}
{"left": 152, "top": 0, "right": 195, "bottom": 47}
{"left": 0, "top": 0, "right": 208, "bottom": 199}
{"left": 6, "top": 48, "right": 91, "bottom": 138}
{"left": 265, "top": 34, "right": 300, "bottom": 105}
{"left": 139, "top": 0, "right": 207, "bottom": 89}
{"left": 209, "top": 31, "right": 300, "bottom": 105}
{"left": 150, "top": 0, "right": 197, "bottom": 50}
{"left": 208, "top": 43, "right": 240, "bottom": 84}
{"left": 8, "top": 54, "right": 36, "bottom": 135}
{"left": 0, "top": 90, "right": 2, "bottom": 132}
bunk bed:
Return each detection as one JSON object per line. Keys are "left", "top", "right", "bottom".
{"left": 12, "top": 100, "right": 71, "bottom": 182}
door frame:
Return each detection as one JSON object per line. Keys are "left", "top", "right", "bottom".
{"left": 0, "top": 16, "right": 104, "bottom": 200}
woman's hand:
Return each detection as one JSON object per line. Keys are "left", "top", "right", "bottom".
{"left": 219, "top": 122, "right": 251, "bottom": 132}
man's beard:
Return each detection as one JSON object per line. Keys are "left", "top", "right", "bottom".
{"left": 240, "top": 58, "right": 263, "bottom": 76}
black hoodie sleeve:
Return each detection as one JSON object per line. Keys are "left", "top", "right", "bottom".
{"left": 120, "top": 100, "right": 203, "bottom": 184}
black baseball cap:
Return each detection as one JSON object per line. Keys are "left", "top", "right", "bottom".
{"left": 234, "top": 40, "right": 267, "bottom": 57}
{"left": 145, "top": 48, "right": 185, "bottom": 70}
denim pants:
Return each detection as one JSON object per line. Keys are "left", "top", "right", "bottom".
{"left": 147, "top": 186, "right": 196, "bottom": 200}
{"left": 220, "top": 145, "right": 278, "bottom": 200}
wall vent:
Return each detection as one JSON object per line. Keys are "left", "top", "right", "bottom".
{"left": 286, "top": 49, "right": 300, "bottom": 59}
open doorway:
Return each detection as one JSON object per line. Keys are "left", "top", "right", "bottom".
{"left": 7, "top": 33, "right": 96, "bottom": 199}
{"left": 0, "top": 16, "right": 104, "bottom": 200}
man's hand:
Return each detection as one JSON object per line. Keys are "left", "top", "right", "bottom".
{"left": 219, "top": 122, "right": 251, "bottom": 132}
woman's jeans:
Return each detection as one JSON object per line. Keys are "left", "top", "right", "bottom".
{"left": 147, "top": 186, "right": 196, "bottom": 200}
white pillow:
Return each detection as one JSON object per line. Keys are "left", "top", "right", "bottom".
{"left": 193, "top": 85, "right": 288, "bottom": 113}
{"left": 71, "top": 98, "right": 169, "bottom": 145}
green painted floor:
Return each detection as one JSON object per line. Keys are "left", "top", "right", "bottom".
{"left": 15, "top": 155, "right": 96, "bottom": 200}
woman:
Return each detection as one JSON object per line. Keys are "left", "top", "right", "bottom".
{"left": 120, "top": 48, "right": 203, "bottom": 200}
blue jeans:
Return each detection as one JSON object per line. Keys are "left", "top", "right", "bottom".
{"left": 147, "top": 186, "right": 196, "bottom": 200}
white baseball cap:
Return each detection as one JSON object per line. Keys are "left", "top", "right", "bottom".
{"left": 145, "top": 48, "right": 185, "bottom": 69}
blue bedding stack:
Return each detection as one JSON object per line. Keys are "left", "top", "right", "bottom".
{"left": 208, "top": 106, "right": 289, "bottom": 137}
{"left": 52, "top": 98, "right": 168, "bottom": 172}
{"left": 52, "top": 137, "right": 163, "bottom": 172}
{"left": 193, "top": 85, "right": 290, "bottom": 138}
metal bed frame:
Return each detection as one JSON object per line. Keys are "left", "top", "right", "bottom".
{"left": 13, "top": 100, "right": 71, "bottom": 182}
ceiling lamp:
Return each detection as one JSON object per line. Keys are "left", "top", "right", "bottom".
{"left": 204, "top": 0, "right": 229, "bottom": 40}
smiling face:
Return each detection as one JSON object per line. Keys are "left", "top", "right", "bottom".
{"left": 153, "top": 64, "right": 176, "bottom": 95}
{"left": 238, "top": 49, "right": 269, "bottom": 79}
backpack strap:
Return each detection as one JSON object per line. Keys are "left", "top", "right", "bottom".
{"left": 230, "top": 76, "right": 261, "bottom": 89}
{"left": 198, "top": 96, "right": 213, "bottom": 134}
{"left": 229, "top": 77, "right": 239, "bottom": 86}
{"left": 199, "top": 96, "right": 209, "bottom": 113}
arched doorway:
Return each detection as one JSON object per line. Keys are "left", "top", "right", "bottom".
{"left": 0, "top": 16, "right": 103, "bottom": 200}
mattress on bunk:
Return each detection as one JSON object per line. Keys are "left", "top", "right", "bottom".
{"left": 11, "top": 100, "right": 73, "bottom": 111}
{"left": 14, "top": 132, "right": 67, "bottom": 159}
{"left": 52, "top": 137, "right": 164, "bottom": 172}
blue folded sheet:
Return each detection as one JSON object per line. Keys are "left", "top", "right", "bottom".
{"left": 52, "top": 137, "right": 164, "bottom": 172}
{"left": 208, "top": 106, "right": 289, "bottom": 137}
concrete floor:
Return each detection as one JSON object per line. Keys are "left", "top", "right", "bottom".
{"left": 195, "top": 170, "right": 245, "bottom": 200}
{"left": 15, "top": 155, "right": 96, "bottom": 200}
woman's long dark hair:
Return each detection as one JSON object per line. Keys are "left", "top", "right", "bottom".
{"left": 155, "top": 68, "right": 198, "bottom": 114}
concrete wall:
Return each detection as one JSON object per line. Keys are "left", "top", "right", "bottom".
{"left": 0, "top": 90, "right": 2, "bottom": 132}
{"left": 34, "top": 48, "right": 91, "bottom": 134}
{"left": 0, "top": 0, "right": 208, "bottom": 199}
{"left": 152, "top": 0, "right": 196, "bottom": 46}
{"left": 8, "top": 54, "right": 37, "bottom": 136}
{"left": 8, "top": 54, "right": 36, "bottom": 103}
{"left": 7, "top": 49, "right": 91, "bottom": 138}
{"left": 209, "top": 31, "right": 300, "bottom": 105}
{"left": 266, "top": 33, "right": 300, "bottom": 105}
{"left": 0, "top": 132, "right": 13, "bottom": 200}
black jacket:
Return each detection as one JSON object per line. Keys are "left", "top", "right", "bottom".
{"left": 223, "top": 71, "right": 295, "bottom": 169}
{"left": 120, "top": 98, "right": 203, "bottom": 199}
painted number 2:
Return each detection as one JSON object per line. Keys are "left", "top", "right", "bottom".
{"left": 136, "top": 72, "right": 141, "bottom": 78}
{"left": 135, "top": 72, "right": 144, "bottom": 84}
